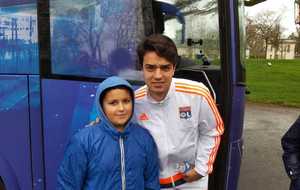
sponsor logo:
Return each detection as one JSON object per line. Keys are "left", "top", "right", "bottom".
{"left": 179, "top": 106, "right": 192, "bottom": 119}
{"left": 139, "top": 113, "right": 149, "bottom": 121}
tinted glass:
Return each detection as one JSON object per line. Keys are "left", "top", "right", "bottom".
{"left": 238, "top": 0, "right": 246, "bottom": 64}
{"left": 50, "top": 0, "right": 144, "bottom": 80}
{"left": 0, "top": 2, "right": 39, "bottom": 74}
{"left": 162, "top": 0, "right": 220, "bottom": 66}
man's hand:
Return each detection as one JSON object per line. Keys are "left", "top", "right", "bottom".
{"left": 182, "top": 168, "right": 203, "bottom": 182}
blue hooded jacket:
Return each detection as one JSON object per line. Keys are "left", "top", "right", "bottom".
{"left": 57, "top": 76, "right": 160, "bottom": 190}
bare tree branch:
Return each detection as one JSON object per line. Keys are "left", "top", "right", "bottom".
{"left": 246, "top": 11, "right": 283, "bottom": 58}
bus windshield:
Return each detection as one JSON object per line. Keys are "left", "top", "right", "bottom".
{"left": 161, "top": 0, "right": 220, "bottom": 66}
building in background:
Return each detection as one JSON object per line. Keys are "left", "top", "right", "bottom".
{"left": 266, "top": 39, "right": 296, "bottom": 59}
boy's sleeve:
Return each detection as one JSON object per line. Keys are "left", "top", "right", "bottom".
{"left": 144, "top": 135, "right": 160, "bottom": 190}
{"left": 57, "top": 134, "right": 88, "bottom": 190}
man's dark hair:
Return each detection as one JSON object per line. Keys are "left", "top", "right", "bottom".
{"left": 137, "top": 34, "right": 179, "bottom": 68}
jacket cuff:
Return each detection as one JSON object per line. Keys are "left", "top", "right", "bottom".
{"left": 291, "top": 178, "right": 300, "bottom": 190}
{"left": 194, "top": 161, "right": 208, "bottom": 177}
{"left": 283, "top": 154, "right": 300, "bottom": 180}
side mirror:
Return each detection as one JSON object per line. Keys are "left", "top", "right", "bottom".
{"left": 156, "top": 1, "right": 186, "bottom": 43}
{"left": 187, "top": 38, "right": 203, "bottom": 46}
{"left": 244, "top": 0, "right": 267, "bottom": 6}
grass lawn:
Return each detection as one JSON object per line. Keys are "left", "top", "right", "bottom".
{"left": 245, "top": 59, "right": 300, "bottom": 108}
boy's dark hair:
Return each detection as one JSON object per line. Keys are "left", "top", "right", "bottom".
{"left": 99, "top": 85, "right": 134, "bottom": 108}
{"left": 137, "top": 34, "right": 178, "bottom": 68}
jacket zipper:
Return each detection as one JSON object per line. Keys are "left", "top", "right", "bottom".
{"left": 119, "top": 137, "right": 126, "bottom": 190}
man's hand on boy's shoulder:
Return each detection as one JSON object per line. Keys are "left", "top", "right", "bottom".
{"left": 183, "top": 169, "right": 203, "bottom": 182}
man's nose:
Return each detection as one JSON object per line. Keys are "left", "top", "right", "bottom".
{"left": 153, "top": 68, "right": 162, "bottom": 79}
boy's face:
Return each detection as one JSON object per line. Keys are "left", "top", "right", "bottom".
{"left": 102, "top": 88, "right": 133, "bottom": 131}
{"left": 142, "top": 51, "right": 175, "bottom": 101}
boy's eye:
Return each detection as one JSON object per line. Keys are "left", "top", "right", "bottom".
{"left": 123, "top": 99, "right": 132, "bottom": 104}
{"left": 109, "top": 100, "right": 118, "bottom": 105}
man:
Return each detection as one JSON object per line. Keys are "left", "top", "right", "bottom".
{"left": 282, "top": 116, "right": 300, "bottom": 190}
{"left": 134, "top": 34, "right": 224, "bottom": 189}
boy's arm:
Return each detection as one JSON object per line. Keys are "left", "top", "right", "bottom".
{"left": 57, "top": 134, "right": 88, "bottom": 190}
{"left": 144, "top": 135, "right": 160, "bottom": 190}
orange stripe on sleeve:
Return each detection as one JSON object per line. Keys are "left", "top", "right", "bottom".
{"left": 135, "top": 93, "right": 146, "bottom": 99}
{"left": 135, "top": 86, "right": 147, "bottom": 94}
{"left": 135, "top": 90, "right": 146, "bottom": 96}
{"left": 206, "top": 136, "right": 221, "bottom": 173}
{"left": 135, "top": 86, "right": 146, "bottom": 98}
{"left": 175, "top": 82, "right": 210, "bottom": 94}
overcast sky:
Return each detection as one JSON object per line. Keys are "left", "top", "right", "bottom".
{"left": 245, "top": 0, "right": 298, "bottom": 37}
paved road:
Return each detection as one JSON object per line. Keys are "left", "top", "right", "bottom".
{"left": 238, "top": 102, "right": 300, "bottom": 190}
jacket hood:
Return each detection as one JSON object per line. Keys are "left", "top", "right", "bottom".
{"left": 95, "top": 76, "right": 134, "bottom": 136}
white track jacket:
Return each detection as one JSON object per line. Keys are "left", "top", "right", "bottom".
{"left": 134, "top": 78, "right": 224, "bottom": 190}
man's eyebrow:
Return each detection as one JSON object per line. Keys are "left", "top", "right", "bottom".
{"left": 144, "top": 63, "right": 172, "bottom": 65}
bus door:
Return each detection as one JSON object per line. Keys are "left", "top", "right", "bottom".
{"left": 153, "top": 0, "right": 246, "bottom": 190}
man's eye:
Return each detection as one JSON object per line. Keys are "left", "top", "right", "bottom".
{"left": 161, "top": 65, "right": 172, "bottom": 72}
{"left": 145, "top": 65, "right": 156, "bottom": 72}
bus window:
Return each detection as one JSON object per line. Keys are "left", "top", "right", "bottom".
{"left": 237, "top": 0, "right": 246, "bottom": 83}
{"left": 49, "top": 0, "right": 145, "bottom": 80}
{"left": 162, "top": 0, "right": 220, "bottom": 66}
{"left": 0, "top": 3, "right": 39, "bottom": 74}
{"left": 154, "top": 0, "right": 221, "bottom": 103}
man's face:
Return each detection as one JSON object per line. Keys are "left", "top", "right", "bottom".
{"left": 142, "top": 51, "right": 175, "bottom": 101}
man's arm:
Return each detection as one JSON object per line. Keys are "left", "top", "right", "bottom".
{"left": 183, "top": 168, "right": 203, "bottom": 182}
{"left": 187, "top": 92, "right": 224, "bottom": 182}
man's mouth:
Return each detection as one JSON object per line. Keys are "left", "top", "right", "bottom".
{"left": 152, "top": 82, "right": 164, "bottom": 86}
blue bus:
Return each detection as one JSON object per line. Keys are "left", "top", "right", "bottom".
{"left": 0, "top": 0, "right": 262, "bottom": 189}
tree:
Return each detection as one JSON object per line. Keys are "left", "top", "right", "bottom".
{"left": 246, "top": 11, "right": 283, "bottom": 58}
{"left": 246, "top": 17, "right": 265, "bottom": 58}
{"left": 291, "top": 27, "right": 300, "bottom": 58}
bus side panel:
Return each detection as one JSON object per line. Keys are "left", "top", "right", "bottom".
{"left": 226, "top": 140, "right": 243, "bottom": 190}
{"left": 230, "top": 87, "right": 246, "bottom": 142}
{"left": 29, "top": 76, "right": 44, "bottom": 189}
{"left": 42, "top": 79, "right": 98, "bottom": 189}
{"left": 0, "top": 75, "right": 32, "bottom": 190}
{"left": 227, "top": 86, "right": 246, "bottom": 190}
